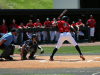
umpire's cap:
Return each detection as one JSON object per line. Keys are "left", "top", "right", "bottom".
{"left": 62, "top": 16, "right": 68, "bottom": 21}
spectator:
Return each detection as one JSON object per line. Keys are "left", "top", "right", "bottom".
{"left": 26, "top": 19, "right": 34, "bottom": 39}
{"left": 18, "top": 23, "right": 27, "bottom": 42}
{"left": 86, "top": 15, "right": 96, "bottom": 43}
{"left": 76, "top": 19, "right": 85, "bottom": 40}
{"left": 42, "top": 18, "right": 52, "bottom": 41}
{"left": 34, "top": 19, "right": 42, "bottom": 41}
{"left": 0, "top": 19, "right": 8, "bottom": 36}
{"left": 10, "top": 19, "right": 18, "bottom": 44}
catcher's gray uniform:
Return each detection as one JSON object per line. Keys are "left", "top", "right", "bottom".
{"left": 18, "top": 39, "right": 44, "bottom": 60}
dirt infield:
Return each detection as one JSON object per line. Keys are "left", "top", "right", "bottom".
{"left": 0, "top": 42, "right": 100, "bottom": 69}
{"left": 0, "top": 55, "right": 100, "bottom": 69}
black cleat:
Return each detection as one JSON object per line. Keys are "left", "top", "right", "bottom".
{"left": 0, "top": 58, "right": 3, "bottom": 61}
{"left": 28, "top": 56, "right": 36, "bottom": 59}
{"left": 5, "top": 56, "right": 13, "bottom": 60}
{"left": 21, "top": 57, "right": 27, "bottom": 60}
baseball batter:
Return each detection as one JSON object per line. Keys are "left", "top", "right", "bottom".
{"left": 49, "top": 16, "right": 85, "bottom": 61}
{"left": 86, "top": 15, "right": 96, "bottom": 42}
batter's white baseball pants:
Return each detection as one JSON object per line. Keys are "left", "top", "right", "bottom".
{"left": 56, "top": 32, "right": 77, "bottom": 49}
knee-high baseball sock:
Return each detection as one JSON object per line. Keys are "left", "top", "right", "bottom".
{"left": 50, "top": 48, "right": 58, "bottom": 58}
{"left": 75, "top": 45, "right": 82, "bottom": 56}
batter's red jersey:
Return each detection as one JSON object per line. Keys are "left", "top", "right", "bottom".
{"left": 44, "top": 21, "right": 52, "bottom": 27}
{"left": 87, "top": 19, "right": 96, "bottom": 27}
{"left": 76, "top": 22, "right": 83, "bottom": 27}
{"left": 70, "top": 23, "right": 76, "bottom": 32}
{"left": 34, "top": 23, "right": 42, "bottom": 27}
{"left": 0, "top": 25, "right": 7, "bottom": 33}
{"left": 26, "top": 23, "right": 34, "bottom": 33}
{"left": 57, "top": 21, "right": 69, "bottom": 33}
{"left": 10, "top": 24, "right": 18, "bottom": 28}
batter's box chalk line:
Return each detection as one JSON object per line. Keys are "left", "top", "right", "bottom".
{"left": 87, "top": 57, "right": 100, "bottom": 62}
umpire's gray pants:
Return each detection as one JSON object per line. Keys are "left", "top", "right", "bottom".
{"left": 0, "top": 44, "right": 15, "bottom": 58}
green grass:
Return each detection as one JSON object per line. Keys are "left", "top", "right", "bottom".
{"left": 0, "top": 0, "right": 53, "bottom": 9}
{"left": 0, "top": 45, "right": 100, "bottom": 54}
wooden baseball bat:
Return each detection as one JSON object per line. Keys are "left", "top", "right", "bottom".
{"left": 58, "top": 9, "right": 67, "bottom": 18}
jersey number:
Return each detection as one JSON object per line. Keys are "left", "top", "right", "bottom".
{"left": 64, "top": 23, "right": 68, "bottom": 27}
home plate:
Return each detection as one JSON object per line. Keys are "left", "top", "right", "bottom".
{"left": 40, "top": 60, "right": 47, "bottom": 62}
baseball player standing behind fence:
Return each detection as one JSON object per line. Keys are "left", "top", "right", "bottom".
{"left": 86, "top": 15, "right": 96, "bottom": 43}
{"left": 49, "top": 16, "right": 85, "bottom": 61}
{"left": 0, "top": 19, "right": 8, "bottom": 36}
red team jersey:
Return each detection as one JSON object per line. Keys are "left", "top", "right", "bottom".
{"left": 44, "top": 21, "right": 52, "bottom": 27}
{"left": 18, "top": 25, "right": 25, "bottom": 28}
{"left": 34, "top": 23, "right": 42, "bottom": 32}
{"left": 0, "top": 25, "right": 7, "bottom": 33}
{"left": 10, "top": 24, "right": 18, "bottom": 28}
{"left": 34, "top": 23, "right": 42, "bottom": 27}
{"left": 57, "top": 21, "right": 69, "bottom": 33}
{"left": 87, "top": 19, "right": 96, "bottom": 27}
{"left": 26, "top": 23, "right": 34, "bottom": 33}
{"left": 76, "top": 22, "right": 83, "bottom": 27}
{"left": 70, "top": 23, "right": 76, "bottom": 32}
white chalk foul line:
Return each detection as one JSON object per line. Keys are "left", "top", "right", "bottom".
{"left": 87, "top": 60, "right": 93, "bottom": 62}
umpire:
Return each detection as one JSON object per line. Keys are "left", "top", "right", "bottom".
{"left": 0, "top": 28, "right": 17, "bottom": 61}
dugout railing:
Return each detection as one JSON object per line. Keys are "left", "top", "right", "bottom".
{"left": 17, "top": 27, "right": 90, "bottom": 45}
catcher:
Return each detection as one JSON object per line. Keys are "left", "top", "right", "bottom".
{"left": 18, "top": 34, "right": 44, "bottom": 60}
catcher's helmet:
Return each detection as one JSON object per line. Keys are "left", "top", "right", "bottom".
{"left": 31, "top": 34, "right": 38, "bottom": 39}
{"left": 62, "top": 16, "right": 68, "bottom": 21}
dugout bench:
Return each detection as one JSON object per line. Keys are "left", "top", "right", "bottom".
{"left": 17, "top": 27, "right": 90, "bottom": 45}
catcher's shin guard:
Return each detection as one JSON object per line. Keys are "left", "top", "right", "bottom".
{"left": 21, "top": 50, "right": 28, "bottom": 60}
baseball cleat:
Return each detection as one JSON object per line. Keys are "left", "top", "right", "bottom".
{"left": 80, "top": 55, "right": 85, "bottom": 60}
{"left": 21, "top": 57, "right": 27, "bottom": 60}
{"left": 28, "top": 56, "right": 36, "bottom": 59}
{"left": 5, "top": 56, "right": 13, "bottom": 60}
{"left": 49, "top": 57, "right": 54, "bottom": 61}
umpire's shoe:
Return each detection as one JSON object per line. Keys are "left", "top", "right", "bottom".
{"left": 21, "top": 57, "right": 27, "bottom": 60}
{"left": 28, "top": 56, "right": 36, "bottom": 59}
{"left": 0, "top": 58, "right": 3, "bottom": 61}
{"left": 5, "top": 56, "right": 13, "bottom": 60}
{"left": 0, "top": 56, "right": 3, "bottom": 61}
